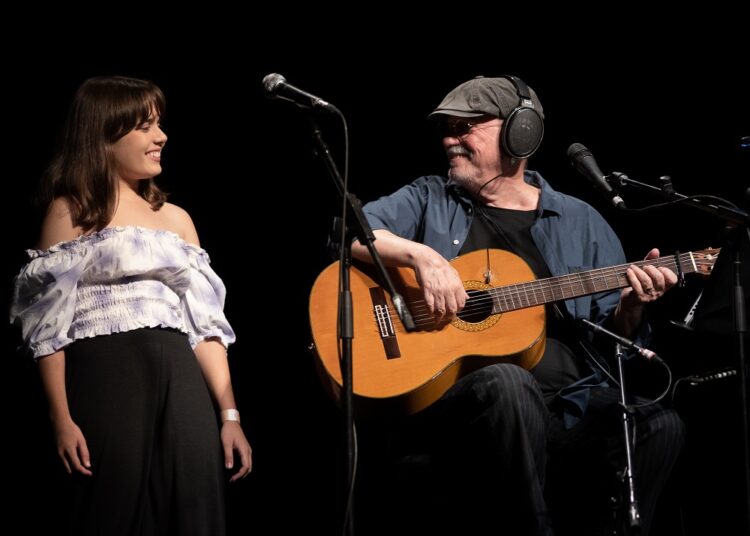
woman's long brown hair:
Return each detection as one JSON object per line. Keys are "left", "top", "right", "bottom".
{"left": 37, "top": 75, "right": 168, "bottom": 232}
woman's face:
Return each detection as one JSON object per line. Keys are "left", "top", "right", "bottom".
{"left": 111, "top": 114, "right": 167, "bottom": 182}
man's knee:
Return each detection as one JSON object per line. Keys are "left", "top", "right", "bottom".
{"left": 655, "top": 408, "right": 686, "bottom": 451}
{"left": 471, "top": 363, "right": 540, "bottom": 407}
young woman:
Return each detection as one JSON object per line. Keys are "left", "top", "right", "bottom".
{"left": 11, "top": 75, "right": 251, "bottom": 535}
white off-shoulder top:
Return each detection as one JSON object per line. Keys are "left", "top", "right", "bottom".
{"left": 10, "top": 226, "right": 236, "bottom": 359}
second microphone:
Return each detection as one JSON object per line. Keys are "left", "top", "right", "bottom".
{"left": 567, "top": 143, "right": 626, "bottom": 209}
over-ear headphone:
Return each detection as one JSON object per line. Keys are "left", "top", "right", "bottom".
{"left": 499, "top": 75, "right": 544, "bottom": 159}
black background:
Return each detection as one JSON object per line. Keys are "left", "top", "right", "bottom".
{"left": 3, "top": 25, "right": 749, "bottom": 535}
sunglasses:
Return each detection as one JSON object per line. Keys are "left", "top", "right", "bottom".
{"left": 439, "top": 117, "right": 502, "bottom": 139}
{"left": 438, "top": 118, "right": 477, "bottom": 138}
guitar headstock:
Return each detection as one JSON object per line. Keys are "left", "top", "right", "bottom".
{"left": 692, "top": 248, "right": 721, "bottom": 276}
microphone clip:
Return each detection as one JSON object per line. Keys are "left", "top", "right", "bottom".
{"left": 579, "top": 319, "right": 662, "bottom": 363}
{"left": 606, "top": 171, "right": 628, "bottom": 188}
{"left": 605, "top": 172, "right": 628, "bottom": 209}
{"left": 658, "top": 175, "right": 678, "bottom": 201}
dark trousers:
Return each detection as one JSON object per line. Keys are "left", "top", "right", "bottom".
{"left": 366, "top": 363, "right": 684, "bottom": 536}
{"left": 64, "top": 328, "right": 225, "bottom": 536}
{"left": 547, "top": 385, "right": 684, "bottom": 536}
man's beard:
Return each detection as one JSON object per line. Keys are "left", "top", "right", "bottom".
{"left": 448, "top": 166, "right": 478, "bottom": 188}
{"left": 446, "top": 146, "right": 474, "bottom": 186}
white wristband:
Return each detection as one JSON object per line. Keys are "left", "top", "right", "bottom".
{"left": 220, "top": 409, "right": 240, "bottom": 423}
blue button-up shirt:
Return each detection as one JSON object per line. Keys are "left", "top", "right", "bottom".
{"left": 362, "top": 170, "right": 650, "bottom": 426}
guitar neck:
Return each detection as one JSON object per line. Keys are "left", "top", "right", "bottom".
{"left": 491, "top": 252, "right": 700, "bottom": 313}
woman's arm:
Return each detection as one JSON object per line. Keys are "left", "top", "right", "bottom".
{"left": 37, "top": 351, "right": 92, "bottom": 475}
{"left": 194, "top": 340, "right": 252, "bottom": 481}
{"left": 34, "top": 201, "right": 91, "bottom": 475}
{"left": 172, "top": 204, "right": 252, "bottom": 480}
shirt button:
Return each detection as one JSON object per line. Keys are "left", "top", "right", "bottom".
{"left": 453, "top": 239, "right": 459, "bottom": 245}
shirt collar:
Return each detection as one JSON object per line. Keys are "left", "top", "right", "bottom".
{"left": 524, "top": 170, "right": 563, "bottom": 217}
{"left": 445, "top": 177, "right": 475, "bottom": 209}
{"left": 445, "top": 170, "right": 565, "bottom": 216}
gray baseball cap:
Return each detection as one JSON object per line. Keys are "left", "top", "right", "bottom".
{"left": 429, "top": 75, "right": 544, "bottom": 120}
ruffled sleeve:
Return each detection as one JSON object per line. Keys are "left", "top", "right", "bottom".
{"left": 10, "top": 243, "right": 94, "bottom": 359}
{"left": 180, "top": 245, "right": 236, "bottom": 349}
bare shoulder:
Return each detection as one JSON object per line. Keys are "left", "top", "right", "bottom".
{"left": 161, "top": 202, "right": 200, "bottom": 246}
{"left": 38, "top": 197, "right": 82, "bottom": 250}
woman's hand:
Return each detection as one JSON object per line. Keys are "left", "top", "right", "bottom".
{"left": 53, "top": 417, "right": 92, "bottom": 476}
{"left": 221, "top": 422, "right": 252, "bottom": 482}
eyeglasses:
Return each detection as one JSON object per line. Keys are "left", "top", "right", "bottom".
{"left": 439, "top": 118, "right": 502, "bottom": 138}
{"left": 438, "top": 119, "right": 477, "bottom": 138}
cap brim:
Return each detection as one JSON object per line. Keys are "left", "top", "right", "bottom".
{"left": 428, "top": 109, "right": 486, "bottom": 119}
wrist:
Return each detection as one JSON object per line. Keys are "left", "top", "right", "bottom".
{"left": 613, "top": 302, "right": 643, "bottom": 336}
{"left": 220, "top": 408, "right": 240, "bottom": 424}
{"left": 49, "top": 408, "right": 72, "bottom": 425}
{"left": 411, "top": 243, "right": 439, "bottom": 270}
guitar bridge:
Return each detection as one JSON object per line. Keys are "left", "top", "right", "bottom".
{"left": 369, "top": 287, "right": 401, "bottom": 359}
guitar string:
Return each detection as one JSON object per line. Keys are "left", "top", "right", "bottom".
{"left": 399, "top": 261, "right": 713, "bottom": 327}
{"left": 401, "top": 267, "right": 712, "bottom": 326}
{"left": 403, "top": 254, "right": 705, "bottom": 317}
{"left": 377, "top": 253, "right": 716, "bottom": 330}
{"left": 396, "top": 256, "right": 712, "bottom": 326}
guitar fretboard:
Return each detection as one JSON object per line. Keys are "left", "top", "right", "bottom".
{"left": 490, "top": 252, "right": 701, "bottom": 313}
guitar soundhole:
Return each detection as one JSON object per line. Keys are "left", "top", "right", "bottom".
{"left": 457, "top": 289, "right": 494, "bottom": 323}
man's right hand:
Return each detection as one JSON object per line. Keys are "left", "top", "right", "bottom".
{"left": 351, "top": 229, "right": 469, "bottom": 323}
{"left": 413, "top": 245, "right": 469, "bottom": 323}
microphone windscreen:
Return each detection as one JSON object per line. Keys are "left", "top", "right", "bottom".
{"left": 262, "top": 73, "right": 285, "bottom": 94}
{"left": 567, "top": 143, "right": 590, "bottom": 161}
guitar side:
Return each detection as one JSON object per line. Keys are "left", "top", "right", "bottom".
{"left": 308, "top": 249, "right": 546, "bottom": 416}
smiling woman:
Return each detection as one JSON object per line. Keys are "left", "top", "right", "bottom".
{"left": 9, "top": 75, "right": 251, "bottom": 536}
{"left": 110, "top": 113, "right": 167, "bottom": 183}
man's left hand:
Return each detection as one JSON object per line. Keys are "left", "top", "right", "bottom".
{"left": 621, "top": 248, "right": 678, "bottom": 306}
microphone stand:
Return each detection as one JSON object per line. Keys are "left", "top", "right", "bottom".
{"left": 616, "top": 340, "right": 642, "bottom": 534}
{"left": 306, "top": 113, "right": 415, "bottom": 536}
{"left": 580, "top": 319, "right": 645, "bottom": 534}
{"left": 608, "top": 172, "right": 750, "bottom": 227}
{"left": 608, "top": 172, "right": 750, "bottom": 531}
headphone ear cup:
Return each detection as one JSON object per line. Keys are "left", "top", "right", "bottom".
{"left": 501, "top": 106, "right": 544, "bottom": 159}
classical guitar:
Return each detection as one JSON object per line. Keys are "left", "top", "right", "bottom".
{"left": 309, "top": 248, "right": 719, "bottom": 415}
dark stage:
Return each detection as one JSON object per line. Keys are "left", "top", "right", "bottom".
{"left": 4, "top": 36, "right": 749, "bottom": 535}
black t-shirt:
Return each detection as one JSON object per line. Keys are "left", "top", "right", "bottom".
{"left": 459, "top": 204, "right": 592, "bottom": 404}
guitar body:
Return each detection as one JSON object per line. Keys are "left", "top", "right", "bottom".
{"left": 309, "top": 249, "right": 546, "bottom": 416}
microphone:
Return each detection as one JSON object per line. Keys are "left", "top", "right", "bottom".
{"left": 262, "top": 73, "right": 335, "bottom": 112}
{"left": 579, "top": 319, "right": 663, "bottom": 363}
{"left": 567, "top": 143, "right": 626, "bottom": 209}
